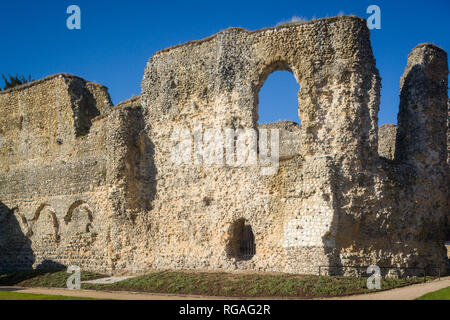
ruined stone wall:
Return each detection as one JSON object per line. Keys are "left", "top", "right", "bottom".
{"left": 136, "top": 16, "right": 447, "bottom": 275}
{"left": 137, "top": 15, "right": 381, "bottom": 274}
{"left": 337, "top": 44, "right": 448, "bottom": 273}
{"left": 0, "top": 74, "right": 147, "bottom": 272}
{"left": 394, "top": 44, "right": 449, "bottom": 267}
{"left": 0, "top": 16, "right": 448, "bottom": 276}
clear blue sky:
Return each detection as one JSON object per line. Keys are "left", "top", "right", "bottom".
{"left": 0, "top": 0, "right": 448, "bottom": 125}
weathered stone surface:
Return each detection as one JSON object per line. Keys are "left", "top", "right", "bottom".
{"left": 0, "top": 16, "right": 448, "bottom": 276}
{"left": 378, "top": 124, "right": 397, "bottom": 160}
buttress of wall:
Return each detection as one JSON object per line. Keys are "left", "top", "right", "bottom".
{"left": 0, "top": 74, "right": 116, "bottom": 272}
{"left": 137, "top": 16, "right": 380, "bottom": 274}
{"left": 337, "top": 44, "right": 449, "bottom": 273}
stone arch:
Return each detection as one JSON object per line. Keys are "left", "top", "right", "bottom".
{"left": 0, "top": 203, "right": 35, "bottom": 271}
{"left": 253, "top": 61, "right": 302, "bottom": 126}
{"left": 0, "top": 205, "right": 28, "bottom": 233}
{"left": 11, "top": 207, "right": 29, "bottom": 238}
{"left": 257, "top": 69, "right": 301, "bottom": 125}
{"left": 0, "top": 203, "right": 29, "bottom": 247}
{"left": 64, "top": 201, "right": 94, "bottom": 234}
{"left": 253, "top": 61, "right": 303, "bottom": 159}
{"left": 61, "top": 201, "right": 97, "bottom": 268}
{"left": 226, "top": 218, "right": 256, "bottom": 261}
{"left": 29, "top": 203, "right": 59, "bottom": 239}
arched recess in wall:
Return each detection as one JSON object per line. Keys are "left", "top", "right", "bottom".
{"left": 64, "top": 201, "right": 94, "bottom": 234}
{"left": 0, "top": 204, "right": 29, "bottom": 248}
{"left": 0, "top": 203, "right": 35, "bottom": 269}
{"left": 29, "top": 204, "right": 59, "bottom": 240}
{"left": 226, "top": 218, "right": 256, "bottom": 261}
{"left": 255, "top": 62, "right": 301, "bottom": 126}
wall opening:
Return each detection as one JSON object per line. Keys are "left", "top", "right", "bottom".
{"left": 227, "top": 219, "right": 255, "bottom": 260}
{"left": 64, "top": 201, "right": 94, "bottom": 234}
{"left": 257, "top": 70, "right": 300, "bottom": 125}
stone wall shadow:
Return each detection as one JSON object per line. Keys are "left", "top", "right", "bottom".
{"left": 395, "top": 62, "right": 448, "bottom": 259}
{"left": 138, "top": 132, "right": 157, "bottom": 210}
{"left": 323, "top": 158, "right": 382, "bottom": 277}
{"left": 35, "top": 259, "right": 66, "bottom": 270}
{"left": 0, "top": 260, "right": 66, "bottom": 286}
{"left": 394, "top": 63, "right": 447, "bottom": 164}
{"left": 68, "top": 78, "right": 101, "bottom": 137}
{"left": 0, "top": 201, "right": 35, "bottom": 273}
{"left": 323, "top": 162, "right": 343, "bottom": 276}
{"left": 124, "top": 106, "right": 157, "bottom": 212}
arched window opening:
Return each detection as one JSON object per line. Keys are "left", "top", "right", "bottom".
{"left": 227, "top": 219, "right": 256, "bottom": 261}
{"left": 257, "top": 70, "right": 300, "bottom": 125}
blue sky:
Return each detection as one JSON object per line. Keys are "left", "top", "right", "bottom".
{"left": 0, "top": 0, "right": 448, "bottom": 125}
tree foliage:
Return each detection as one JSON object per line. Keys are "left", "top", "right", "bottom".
{"left": 1, "top": 74, "right": 33, "bottom": 91}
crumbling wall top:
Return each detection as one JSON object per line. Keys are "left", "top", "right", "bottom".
{"left": 152, "top": 15, "right": 367, "bottom": 57}
{"left": 142, "top": 14, "right": 380, "bottom": 168}
{"left": 0, "top": 73, "right": 108, "bottom": 95}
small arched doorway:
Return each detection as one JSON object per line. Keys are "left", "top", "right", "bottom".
{"left": 227, "top": 219, "right": 256, "bottom": 260}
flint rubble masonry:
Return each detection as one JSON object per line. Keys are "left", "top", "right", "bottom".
{"left": 0, "top": 16, "right": 448, "bottom": 275}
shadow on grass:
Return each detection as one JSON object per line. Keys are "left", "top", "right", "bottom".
{"left": 0, "top": 260, "right": 66, "bottom": 286}
{"left": 0, "top": 264, "right": 106, "bottom": 288}
{"left": 0, "top": 270, "right": 63, "bottom": 286}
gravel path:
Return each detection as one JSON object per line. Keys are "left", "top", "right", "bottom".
{"left": 0, "top": 286, "right": 224, "bottom": 300}
{"left": 322, "top": 276, "right": 450, "bottom": 300}
{"left": 82, "top": 276, "right": 134, "bottom": 284}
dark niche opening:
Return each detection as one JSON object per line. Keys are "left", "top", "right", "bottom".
{"left": 227, "top": 219, "right": 256, "bottom": 260}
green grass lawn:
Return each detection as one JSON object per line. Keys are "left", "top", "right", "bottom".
{"left": 0, "top": 269, "right": 427, "bottom": 298}
{"left": 0, "top": 291, "right": 98, "bottom": 300}
{"left": 416, "top": 286, "right": 450, "bottom": 300}
{"left": 83, "top": 271, "right": 425, "bottom": 298}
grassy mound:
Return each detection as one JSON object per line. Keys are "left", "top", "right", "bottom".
{"left": 0, "top": 269, "right": 428, "bottom": 298}
{"left": 83, "top": 271, "right": 425, "bottom": 298}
